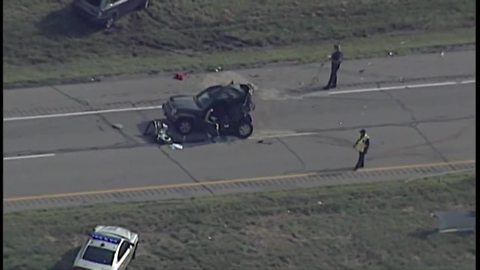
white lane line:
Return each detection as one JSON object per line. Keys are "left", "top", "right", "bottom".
{"left": 304, "top": 80, "right": 475, "bottom": 97}
{"left": 4, "top": 105, "right": 163, "bottom": 122}
{"left": 3, "top": 153, "right": 56, "bottom": 161}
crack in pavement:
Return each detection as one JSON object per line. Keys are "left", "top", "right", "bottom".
{"left": 155, "top": 146, "right": 214, "bottom": 195}
{"left": 277, "top": 138, "right": 306, "bottom": 171}
{"left": 50, "top": 86, "right": 91, "bottom": 107}
{"left": 382, "top": 90, "right": 449, "bottom": 163}
{"left": 49, "top": 85, "right": 139, "bottom": 144}
{"left": 49, "top": 85, "right": 144, "bottom": 147}
{"left": 96, "top": 114, "right": 139, "bottom": 145}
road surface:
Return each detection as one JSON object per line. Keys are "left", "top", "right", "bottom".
{"left": 3, "top": 50, "right": 476, "bottom": 210}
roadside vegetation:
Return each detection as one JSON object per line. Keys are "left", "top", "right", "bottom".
{"left": 3, "top": 0, "right": 476, "bottom": 87}
{"left": 4, "top": 172, "right": 475, "bottom": 270}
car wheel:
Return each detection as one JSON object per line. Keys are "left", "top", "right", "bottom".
{"left": 175, "top": 118, "right": 193, "bottom": 135}
{"left": 105, "top": 14, "right": 117, "bottom": 29}
{"left": 237, "top": 121, "right": 253, "bottom": 138}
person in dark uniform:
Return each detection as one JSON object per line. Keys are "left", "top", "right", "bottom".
{"left": 204, "top": 101, "right": 228, "bottom": 142}
{"left": 353, "top": 129, "right": 370, "bottom": 170}
{"left": 323, "top": 44, "right": 343, "bottom": 90}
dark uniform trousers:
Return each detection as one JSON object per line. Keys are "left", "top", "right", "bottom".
{"left": 327, "top": 62, "right": 341, "bottom": 88}
{"left": 355, "top": 151, "right": 366, "bottom": 169}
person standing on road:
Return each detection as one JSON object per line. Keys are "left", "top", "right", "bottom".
{"left": 323, "top": 44, "right": 343, "bottom": 90}
{"left": 353, "top": 129, "right": 370, "bottom": 170}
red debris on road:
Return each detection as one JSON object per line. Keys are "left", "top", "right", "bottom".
{"left": 174, "top": 72, "right": 187, "bottom": 80}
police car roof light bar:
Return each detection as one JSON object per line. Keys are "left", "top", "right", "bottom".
{"left": 90, "top": 233, "right": 122, "bottom": 244}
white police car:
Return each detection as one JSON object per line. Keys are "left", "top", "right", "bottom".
{"left": 73, "top": 225, "right": 139, "bottom": 270}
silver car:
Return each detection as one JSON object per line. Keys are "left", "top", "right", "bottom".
{"left": 73, "top": 225, "right": 139, "bottom": 270}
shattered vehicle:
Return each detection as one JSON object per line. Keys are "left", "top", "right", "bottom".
{"left": 162, "top": 82, "right": 256, "bottom": 138}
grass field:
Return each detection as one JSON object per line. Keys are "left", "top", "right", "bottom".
{"left": 3, "top": 172, "right": 475, "bottom": 270}
{"left": 3, "top": 0, "right": 476, "bottom": 87}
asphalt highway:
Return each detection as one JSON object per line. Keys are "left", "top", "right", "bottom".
{"left": 3, "top": 50, "right": 476, "bottom": 200}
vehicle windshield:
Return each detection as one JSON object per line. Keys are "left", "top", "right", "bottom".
{"left": 83, "top": 246, "right": 115, "bottom": 265}
{"left": 195, "top": 90, "right": 213, "bottom": 109}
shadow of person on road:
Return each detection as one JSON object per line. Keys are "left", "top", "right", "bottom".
{"left": 37, "top": 4, "right": 102, "bottom": 39}
{"left": 51, "top": 247, "right": 80, "bottom": 270}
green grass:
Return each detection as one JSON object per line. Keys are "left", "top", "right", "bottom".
{"left": 3, "top": 0, "right": 476, "bottom": 87}
{"left": 3, "top": 172, "right": 476, "bottom": 270}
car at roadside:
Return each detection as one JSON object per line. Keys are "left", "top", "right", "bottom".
{"left": 73, "top": 0, "right": 150, "bottom": 29}
{"left": 72, "top": 225, "right": 139, "bottom": 270}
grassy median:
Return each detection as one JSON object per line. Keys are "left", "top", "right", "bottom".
{"left": 4, "top": 172, "right": 475, "bottom": 270}
{"left": 3, "top": 0, "right": 476, "bottom": 87}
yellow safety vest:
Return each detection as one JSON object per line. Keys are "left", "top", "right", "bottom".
{"left": 354, "top": 134, "right": 370, "bottom": 152}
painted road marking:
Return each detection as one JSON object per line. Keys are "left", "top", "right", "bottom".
{"left": 4, "top": 159, "right": 474, "bottom": 202}
{"left": 3, "top": 79, "right": 475, "bottom": 122}
{"left": 3, "top": 153, "right": 56, "bottom": 161}
{"left": 3, "top": 105, "right": 163, "bottom": 122}
{"left": 304, "top": 79, "right": 475, "bottom": 97}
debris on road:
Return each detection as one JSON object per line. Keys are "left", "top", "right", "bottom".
{"left": 208, "top": 66, "right": 223, "bottom": 72}
{"left": 257, "top": 140, "right": 273, "bottom": 145}
{"left": 112, "top": 124, "right": 123, "bottom": 129}
{"left": 169, "top": 143, "right": 183, "bottom": 150}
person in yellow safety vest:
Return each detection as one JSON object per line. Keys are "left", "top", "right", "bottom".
{"left": 353, "top": 129, "right": 370, "bottom": 170}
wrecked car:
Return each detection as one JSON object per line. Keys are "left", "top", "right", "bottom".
{"left": 162, "top": 82, "right": 255, "bottom": 138}
{"left": 73, "top": 0, "right": 150, "bottom": 29}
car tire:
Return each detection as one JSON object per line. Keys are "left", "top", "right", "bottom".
{"left": 105, "top": 13, "right": 117, "bottom": 29}
{"left": 175, "top": 118, "right": 193, "bottom": 135}
{"left": 236, "top": 121, "right": 253, "bottom": 139}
